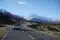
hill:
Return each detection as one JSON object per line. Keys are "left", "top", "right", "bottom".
{"left": 0, "top": 9, "right": 26, "bottom": 25}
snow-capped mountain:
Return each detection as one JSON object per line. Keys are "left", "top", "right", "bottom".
{"left": 28, "top": 14, "right": 60, "bottom": 24}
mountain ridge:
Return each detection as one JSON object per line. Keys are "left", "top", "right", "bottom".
{"left": 28, "top": 15, "right": 60, "bottom": 24}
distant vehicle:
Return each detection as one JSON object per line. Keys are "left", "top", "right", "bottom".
{"left": 12, "top": 24, "right": 31, "bottom": 31}
{"left": 12, "top": 25, "right": 21, "bottom": 31}
{"left": 12, "top": 24, "right": 25, "bottom": 31}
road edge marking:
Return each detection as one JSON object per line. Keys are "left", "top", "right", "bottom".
{"left": 2, "top": 28, "right": 10, "bottom": 40}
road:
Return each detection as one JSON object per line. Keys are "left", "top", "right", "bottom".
{"left": 3, "top": 26, "right": 57, "bottom": 40}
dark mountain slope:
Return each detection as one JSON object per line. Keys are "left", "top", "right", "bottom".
{"left": 0, "top": 9, "right": 26, "bottom": 25}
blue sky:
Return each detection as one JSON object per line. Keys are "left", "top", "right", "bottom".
{"left": 0, "top": 0, "right": 60, "bottom": 20}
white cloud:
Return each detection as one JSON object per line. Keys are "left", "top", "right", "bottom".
{"left": 17, "top": 1, "right": 32, "bottom": 6}
{"left": 17, "top": 1, "right": 27, "bottom": 5}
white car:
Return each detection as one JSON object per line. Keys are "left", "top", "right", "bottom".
{"left": 12, "top": 24, "right": 30, "bottom": 31}
{"left": 12, "top": 25, "right": 21, "bottom": 30}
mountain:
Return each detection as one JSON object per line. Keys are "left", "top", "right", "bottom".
{"left": 30, "top": 17, "right": 50, "bottom": 23}
{"left": 0, "top": 9, "right": 26, "bottom": 25}
{"left": 11, "top": 14, "right": 26, "bottom": 22}
{"left": 28, "top": 15, "right": 60, "bottom": 24}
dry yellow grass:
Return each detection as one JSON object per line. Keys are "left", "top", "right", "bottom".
{"left": 0, "top": 27, "right": 7, "bottom": 40}
{"left": 38, "top": 25, "right": 60, "bottom": 40}
{"left": 27, "top": 22, "right": 60, "bottom": 40}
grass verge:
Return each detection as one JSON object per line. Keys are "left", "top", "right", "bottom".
{"left": 0, "top": 27, "right": 7, "bottom": 40}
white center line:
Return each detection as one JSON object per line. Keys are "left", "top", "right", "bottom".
{"left": 28, "top": 34, "right": 35, "bottom": 40}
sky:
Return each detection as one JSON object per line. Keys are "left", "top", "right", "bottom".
{"left": 0, "top": 0, "right": 60, "bottom": 20}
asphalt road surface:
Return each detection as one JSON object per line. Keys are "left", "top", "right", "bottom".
{"left": 3, "top": 26, "right": 57, "bottom": 40}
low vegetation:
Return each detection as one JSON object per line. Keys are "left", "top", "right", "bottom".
{"left": 0, "top": 24, "right": 8, "bottom": 40}
{"left": 27, "top": 22, "right": 60, "bottom": 40}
